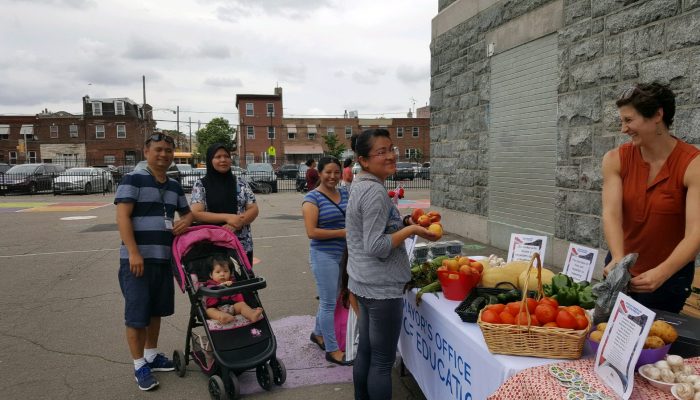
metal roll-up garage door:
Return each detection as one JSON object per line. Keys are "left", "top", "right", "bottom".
{"left": 488, "top": 33, "right": 558, "bottom": 235}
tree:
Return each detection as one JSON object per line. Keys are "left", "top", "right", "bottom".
{"left": 323, "top": 134, "right": 346, "bottom": 159}
{"left": 195, "top": 117, "right": 236, "bottom": 158}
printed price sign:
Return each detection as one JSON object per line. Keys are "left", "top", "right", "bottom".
{"left": 507, "top": 233, "right": 547, "bottom": 263}
{"left": 594, "top": 293, "right": 655, "bottom": 400}
{"left": 563, "top": 243, "right": 598, "bottom": 283}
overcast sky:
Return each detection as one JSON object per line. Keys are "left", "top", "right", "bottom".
{"left": 0, "top": 0, "right": 435, "bottom": 131}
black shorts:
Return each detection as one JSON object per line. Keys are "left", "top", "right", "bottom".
{"left": 604, "top": 252, "right": 694, "bottom": 313}
{"left": 118, "top": 259, "right": 174, "bottom": 328}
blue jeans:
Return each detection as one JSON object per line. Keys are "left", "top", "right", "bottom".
{"left": 353, "top": 296, "right": 403, "bottom": 400}
{"left": 309, "top": 247, "right": 342, "bottom": 353}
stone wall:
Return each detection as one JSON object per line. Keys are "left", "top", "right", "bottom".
{"left": 432, "top": 0, "right": 700, "bottom": 263}
{"left": 556, "top": 0, "right": 700, "bottom": 252}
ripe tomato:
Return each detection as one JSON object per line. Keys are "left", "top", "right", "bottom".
{"left": 539, "top": 297, "right": 559, "bottom": 308}
{"left": 499, "top": 311, "right": 515, "bottom": 325}
{"left": 543, "top": 322, "right": 559, "bottom": 328}
{"left": 555, "top": 309, "right": 577, "bottom": 329}
{"left": 530, "top": 315, "right": 541, "bottom": 327}
{"left": 574, "top": 315, "right": 589, "bottom": 330}
{"left": 515, "top": 312, "right": 533, "bottom": 326}
{"left": 534, "top": 303, "right": 557, "bottom": 324}
{"left": 565, "top": 305, "right": 586, "bottom": 318}
{"left": 485, "top": 304, "right": 506, "bottom": 314}
{"left": 506, "top": 301, "right": 522, "bottom": 316}
{"left": 481, "top": 309, "right": 501, "bottom": 324}
{"left": 524, "top": 298, "right": 538, "bottom": 314}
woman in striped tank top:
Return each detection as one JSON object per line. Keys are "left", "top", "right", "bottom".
{"left": 302, "top": 157, "right": 352, "bottom": 365}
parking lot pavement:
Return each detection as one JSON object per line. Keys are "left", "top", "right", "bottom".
{"left": 0, "top": 191, "right": 437, "bottom": 399}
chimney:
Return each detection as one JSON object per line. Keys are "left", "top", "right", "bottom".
{"left": 274, "top": 87, "right": 283, "bottom": 96}
{"left": 407, "top": 108, "right": 413, "bottom": 118}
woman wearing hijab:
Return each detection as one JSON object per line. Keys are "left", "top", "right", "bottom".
{"left": 190, "top": 143, "right": 259, "bottom": 264}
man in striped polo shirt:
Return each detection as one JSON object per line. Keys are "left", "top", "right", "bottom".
{"left": 115, "top": 133, "right": 193, "bottom": 391}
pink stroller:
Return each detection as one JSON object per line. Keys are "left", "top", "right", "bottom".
{"left": 171, "top": 225, "right": 286, "bottom": 399}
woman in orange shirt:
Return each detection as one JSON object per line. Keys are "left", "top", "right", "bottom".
{"left": 602, "top": 82, "right": 700, "bottom": 313}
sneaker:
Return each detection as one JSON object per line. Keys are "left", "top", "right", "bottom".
{"left": 134, "top": 365, "right": 159, "bottom": 391}
{"left": 147, "top": 353, "right": 175, "bottom": 372}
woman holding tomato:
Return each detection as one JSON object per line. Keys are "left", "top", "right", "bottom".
{"left": 345, "top": 129, "right": 438, "bottom": 400}
{"left": 602, "top": 82, "right": 700, "bottom": 313}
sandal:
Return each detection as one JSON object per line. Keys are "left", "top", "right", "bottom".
{"left": 310, "top": 333, "right": 325, "bottom": 351}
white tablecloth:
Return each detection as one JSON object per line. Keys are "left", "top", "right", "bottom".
{"left": 398, "top": 289, "right": 569, "bottom": 400}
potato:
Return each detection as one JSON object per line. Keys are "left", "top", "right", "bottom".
{"left": 590, "top": 330, "right": 603, "bottom": 343}
{"left": 650, "top": 320, "right": 678, "bottom": 344}
{"left": 644, "top": 335, "right": 666, "bottom": 349}
{"left": 596, "top": 322, "right": 607, "bottom": 332}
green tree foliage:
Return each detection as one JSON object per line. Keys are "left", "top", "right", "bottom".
{"left": 195, "top": 117, "right": 236, "bottom": 157}
{"left": 323, "top": 134, "right": 346, "bottom": 159}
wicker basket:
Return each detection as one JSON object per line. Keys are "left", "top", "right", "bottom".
{"left": 477, "top": 253, "right": 590, "bottom": 359}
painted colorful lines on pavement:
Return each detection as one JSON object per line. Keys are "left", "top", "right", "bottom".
{"left": 396, "top": 198, "right": 430, "bottom": 209}
{"left": 0, "top": 202, "right": 110, "bottom": 213}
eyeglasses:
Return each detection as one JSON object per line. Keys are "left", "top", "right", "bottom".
{"left": 368, "top": 145, "right": 399, "bottom": 159}
{"left": 618, "top": 85, "right": 639, "bottom": 101}
{"left": 145, "top": 133, "right": 174, "bottom": 145}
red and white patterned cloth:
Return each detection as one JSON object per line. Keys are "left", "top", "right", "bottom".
{"left": 488, "top": 357, "right": 700, "bottom": 400}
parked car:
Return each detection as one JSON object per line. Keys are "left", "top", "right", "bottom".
{"left": 175, "top": 164, "right": 192, "bottom": 173}
{"left": 0, "top": 163, "right": 63, "bottom": 194}
{"left": 181, "top": 168, "right": 206, "bottom": 192}
{"left": 277, "top": 164, "right": 300, "bottom": 179}
{"left": 352, "top": 162, "right": 361, "bottom": 175}
{"left": 392, "top": 162, "right": 415, "bottom": 180}
{"left": 92, "top": 165, "right": 120, "bottom": 183}
{"left": 113, "top": 165, "right": 135, "bottom": 185}
{"left": 0, "top": 163, "right": 11, "bottom": 174}
{"left": 296, "top": 164, "right": 310, "bottom": 192}
{"left": 231, "top": 166, "right": 247, "bottom": 178}
{"left": 53, "top": 167, "right": 113, "bottom": 194}
{"left": 134, "top": 161, "right": 181, "bottom": 182}
{"left": 246, "top": 163, "right": 278, "bottom": 193}
{"left": 419, "top": 162, "right": 431, "bottom": 180}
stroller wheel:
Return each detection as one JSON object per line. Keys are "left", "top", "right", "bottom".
{"left": 227, "top": 371, "right": 241, "bottom": 399}
{"left": 173, "top": 350, "right": 186, "bottom": 377}
{"left": 208, "top": 375, "right": 229, "bottom": 400}
{"left": 255, "top": 363, "right": 273, "bottom": 391}
{"left": 270, "top": 357, "right": 287, "bottom": 386}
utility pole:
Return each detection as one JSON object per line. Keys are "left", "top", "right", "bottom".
{"left": 176, "top": 106, "right": 180, "bottom": 150}
{"left": 188, "top": 117, "right": 192, "bottom": 154}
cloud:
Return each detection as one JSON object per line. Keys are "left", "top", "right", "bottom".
{"left": 272, "top": 64, "right": 307, "bottom": 84}
{"left": 197, "top": 43, "right": 232, "bottom": 59}
{"left": 396, "top": 64, "right": 429, "bottom": 84}
{"left": 352, "top": 68, "right": 386, "bottom": 85}
{"left": 7, "top": 0, "right": 96, "bottom": 9}
{"left": 205, "top": 0, "right": 336, "bottom": 22}
{"left": 203, "top": 77, "right": 243, "bottom": 87}
{"left": 123, "top": 37, "right": 180, "bottom": 60}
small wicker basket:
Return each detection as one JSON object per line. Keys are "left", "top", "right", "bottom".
{"left": 477, "top": 253, "right": 590, "bottom": 359}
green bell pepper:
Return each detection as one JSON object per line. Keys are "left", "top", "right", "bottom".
{"left": 551, "top": 274, "right": 573, "bottom": 294}
{"left": 578, "top": 290, "right": 596, "bottom": 309}
{"left": 553, "top": 287, "right": 579, "bottom": 306}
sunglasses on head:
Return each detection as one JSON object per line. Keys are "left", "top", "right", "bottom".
{"left": 618, "top": 85, "right": 639, "bottom": 101}
{"left": 146, "top": 133, "right": 174, "bottom": 145}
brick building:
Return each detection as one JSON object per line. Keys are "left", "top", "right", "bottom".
{"left": 235, "top": 87, "right": 430, "bottom": 167}
{"left": 0, "top": 96, "right": 155, "bottom": 166}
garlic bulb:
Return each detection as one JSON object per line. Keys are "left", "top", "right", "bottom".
{"left": 694, "top": 392, "right": 700, "bottom": 400}
{"left": 694, "top": 381, "right": 700, "bottom": 391}
{"left": 673, "top": 383, "right": 694, "bottom": 400}
{"left": 681, "top": 365, "right": 697, "bottom": 375}
{"left": 661, "top": 368, "right": 676, "bottom": 383}
{"left": 666, "top": 354, "right": 684, "bottom": 368}
{"left": 644, "top": 365, "right": 662, "bottom": 380}
{"left": 683, "top": 374, "right": 700, "bottom": 384}
{"left": 655, "top": 360, "right": 670, "bottom": 370}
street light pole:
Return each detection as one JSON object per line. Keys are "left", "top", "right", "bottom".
{"left": 176, "top": 106, "right": 180, "bottom": 149}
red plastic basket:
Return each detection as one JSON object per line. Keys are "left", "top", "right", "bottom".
{"left": 437, "top": 269, "right": 478, "bottom": 301}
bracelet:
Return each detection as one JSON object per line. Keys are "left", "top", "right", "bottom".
{"left": 403, "top": 215, "right": 411, "bottom": 226}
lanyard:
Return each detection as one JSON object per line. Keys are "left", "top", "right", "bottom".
{"left": 146, "top": 167, "right": 169, "bottom": 219}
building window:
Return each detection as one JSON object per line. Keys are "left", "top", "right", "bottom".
{"left": 69, "top": 124, "right": 79, "bottom": 138}
{"left": 20, "top": 124, "right": 34, "bottom": 139}
{"left": 345, "top": 126, "right": 352, "bottom": 138}
{"left": 125, "top": 152, "right": 136, "bottom": 164}
{"left": 0, "top": 124, "right": 9, "bottom": 140}
{"left": 92, "top": 102, "right": 102, "bottom": 116}
{"left": 247, "top": 126, "right": 255, "bottom": 139}
{"left": 9, "top": 151, "right": 17, "bottom": 164}
{"left": 287, "top": 125, "right": 296, "bottom": 140}
{"left": 28, "top": 151, "right": 37, "bottom": 163}
{"left": 114, "top": 101, "right": 125, "bottom": 115}
{"left": 397, "top": 127, "right": 404, "bottom": 138}
{"left": 246, "top": 103, "right": 254, "bottom": 116}
{"left": 95, "top": 125, "right": 105, "bottom": 139}
{"left": 267, "top": 126, "right": 275, "bottom": 139}
{"left": 405, "top": 148, "right": 419, "bottom": 160}
{"left": 266, "top": 103, "right": 274, "bottom": 117}
{"left": 245, "top": 153, "right": 254, "bottom": 164}
{"left": 116, "top": 124, "right": 126, "bottom": 138}
{"left": 104, "top": 155, "right": 116, "bottom": 164}
{"left": 326, "top": 127, "right": 335, "bottom": 137}
{"left": 412, "top": 127, "right": 419, "bottom": 138}
{"left": 50, "top": 125, "right": 59, "bottom": 138}
{"left": 307, "top": 125, "right": 317, "bottom": 140}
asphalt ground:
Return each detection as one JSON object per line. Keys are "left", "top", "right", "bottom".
{"left": 0, "top": 189, "right": 506, "bottom": 400}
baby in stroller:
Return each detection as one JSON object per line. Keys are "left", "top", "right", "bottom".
{"left": 205, "top": 254, "right": 263, "bottom": 324}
